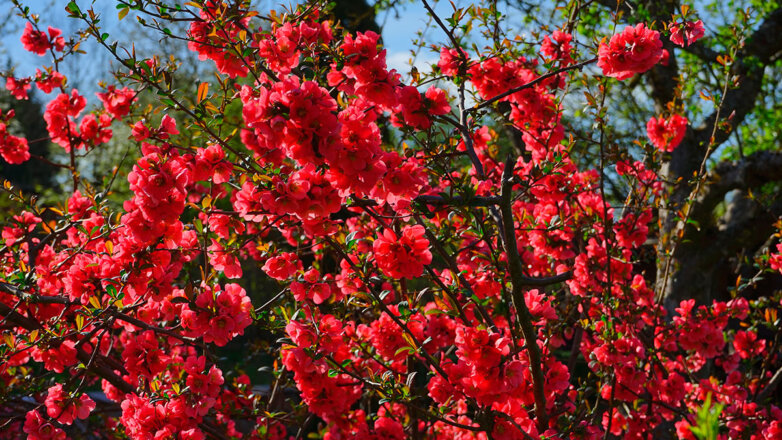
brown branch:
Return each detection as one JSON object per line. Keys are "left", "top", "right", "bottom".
{"left": 682, "top": 40, "right": 721, "bottom": 64}
{"left": 411, "top": 213, "right": 496, "bottom": 331}
{"left": 353, "top": 194, "right": 501, "bottom": 208}
{"left": 689, "top": 150, "right": 782, "bottom": 229}
{"left": 756, "top": 365, "right": 782, "bottom": 402}
{"left": 0, "top": 301, "right": 134, "bottom": 394}
{"left": 498, "top": 155, "right": 549, "bottom": 431}
{"left": 420, "top": 0, "right": 486, "bottom": 179}
{"left": 0, "top": 282, "right": 76, "bottom": 305}
{"left": 691, "top": 7, "right": 782, "bottom": 153}
{"left": 468, "top": 58, "right": 597, "bottom": 113}
{"left": 322, "top": 236, "right": 452, "bottom": 382}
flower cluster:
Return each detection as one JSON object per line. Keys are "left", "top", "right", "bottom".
{"left": 373, "top": 225, "right": 432, "bottom": 279}
{"left": 20, "top": 22, "right": 65, "bottom": 55}
{"left": 670, "top": 20, "right": 705, "bottom": 47}
{"left": 5, "top": 76, "right": 32, "bottom": 100}
{"left": 44, "top": 384, "right": 96, "bottom": 425}
{"left": 282, "top": 315, "right": 363, "bottom": 423}
{"left": 188, "top": 0, "right": 251, "bottom": 77}
{"left": 96, "top": 86, "right": 136, "bottom": 119}
{"left": 0, "top": 110, "right": 30, "bottom": 164}
{"left": 180, "top": 284, "right": 253, "bottom": 346}
{"left": 598, "top": 24, "right": 663, "bottom": 80}
{"left": 647, "top": 114, "right": 688, "bottom": 152}
{"left": 256, "top": 19, "right": 333, "bottom": 75}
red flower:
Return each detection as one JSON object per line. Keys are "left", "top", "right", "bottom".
{"left": 131, "top": 121, "right": 150, "bottom": 141}
{"left": 208, "top": 239, "right": 242, "bottom": 278}
{"left": 374, "top": 417, "right": 405, "bottom": 439}
{"left": 44, "top": 89, "right": 87, "bottom": 151}
{"left": 5, "top": 76, "right": 32, "bottom": 100}
{"left": 34, "top": 69, "right": 65, "bottom": 94}
{"left": 21, "top": 22, "right": 64, "bottom": 55}
{"left": 770, "top": 243, "right": 782, "bottom": 273}
{"left": 647, "top": 114, "right": 688, "bottom": 152}
{"left": 44, "top": 384, "right": 95, "bottom": 425}
{"left": 158, "top": 114, "right": 179, "bottom": 139}
{"left": 541, "top": 30, "right": 574, "bottom": 64}
{"left": 373, "top": 225, "right": 432, "bottom": 279}
{"left": 262, "top": 252, "right": 303, "bottom": 280}
{"left": 185, "top": 355, "right": 224, "bottom": 398}
{"left": 31, "top": 341, "right": 77, "bottom": 373}
{"left": 181, "top": 283, "right": 253, "bottom": 346}
{"left": 24, "top": 410, "right": 66, "bottom": 440}
{"left": 187, "top": 2, "right": 250, "bottom": 77}
{"left": 598, "top": 24, "right": 663, "bottom": 80}
{"left": 670, "top": 20, "right": 705, "bottom": 47}
{"left": 393, "top": 86, "right": 451, "bottom": 130}
{"left": 438, "top": 47, "right": 469, "bottom": 76}
{"left": 0, "top": 123, "right": 30, "bottom": 165}
{"left": 733, "top": 330, "right": 766, "bottom": 359}
{"left": 96, "top": 86, "right": 136, "bottom": 119}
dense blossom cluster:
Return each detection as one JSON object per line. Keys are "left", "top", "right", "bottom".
{"left": 20, "top": 22, "right": 65, "bottom": 55}
{"left": 373, "top": 225, "right": 432, "bottom": 279}
{"left": 0, "top": 110, "right": 30, "bottom": 164}
{"left": 647, "top": 114, "right": 689, "bottom": 152}
{"left": 0, "top": 3, "right": 780, "bottom": 440}
{"left": 670, "top": 20, "right": 706, "bottom": 47}
{"left": 597, "top": 24, "right": 664, "bottom": 80}
{"left": 180, "top": 284, "right": 253, "bottom": 346}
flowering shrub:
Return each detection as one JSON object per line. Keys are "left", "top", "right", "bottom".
{"left": 0, "top": 1, "right": 780, "bottom": 440}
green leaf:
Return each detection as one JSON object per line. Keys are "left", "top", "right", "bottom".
{"left": 689, "top": 393, "right": 724, "bottom": 440}
{"left": 394, "top": 346, "right": 415, "bottom": 357}
{"left": 66, "top": 1, "right": 81, "bottom": 15}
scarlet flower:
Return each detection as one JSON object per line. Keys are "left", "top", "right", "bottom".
{"left": 373, "top": 417, "right": 405, "bottom": 439}
{"left": 541, "top": 30, "right": 574, "bottom": 64}
{"left": 21, "top": 22, "right": 64, "bottom": 55}
{"left": 647, "top": 114, "right": 688, "bottom": 152}
{"left": 34, "top": 69, "right": 65, "bottom": 94}
{"left": 30, "top": 340, "right": 77, "bottom": 373}
{"left": 97, "top": 86, "right": 136, "bottom": 119}
{"left": 670, "top": 20, "right": 705, "bottom": 47}
{"left": 44, "top": 384, "right": 96, "bottom": 425}
{"left": 181, "top": 283, "right": 252, "bottom": 346}
{"left": 24, "top": 410, "right": 66, "bottom": 440}
{"left": 733, "top": 330, "right": 766, "bottom": 359}
{"left": 185, "top": 355, "right": 224, "bottom": 398}
{"left": 256, "top": 20, "right": 331, "bottom": 75}
{"left": 438, "top": 47, "right": 469, "bottom": 76}
{"left": 262, "top": 252, "right": 303, "bottom": 280}
{"left": 393, "top": 86, "right": 451, "bottom": 130}
{"left": 44, "top": 89, "right": 87, "bottom": 151}
{"left": 770, "top": 243, "right": 782, "bottom": 273}
{"left": 131, "top": 120, "right": 150, "bottom": 141}
{"left": 208, "top": 239, "right": 242, "bottom": 278}
{"left": 206, "top": 213, "right": 244, "bottom": 239}
{"left": 373, "top": 225, "right": 432, "bottom": 279}
{"left": 187, "top": 2, "right": 250, "bottom": 77}
{"left": 158, "top": 114, "right": 179, "bottom": 139}
{"left": 598, "top": 24, "right": 663, "bottom": 80}
{"left": 0, "top": 123, "right": 30, "bottom": 165}
{"left": 5, "top": 76, "right": 32, "bottom": 100}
